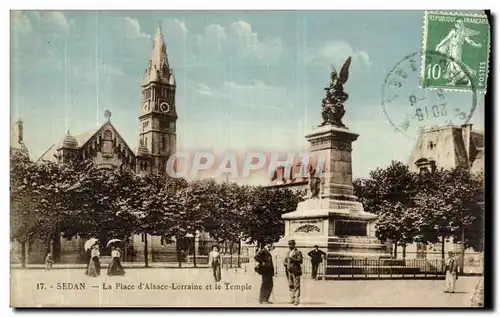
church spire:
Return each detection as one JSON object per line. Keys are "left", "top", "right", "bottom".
{"left": 142, "top": 23, "right": 172, "bottom": 86}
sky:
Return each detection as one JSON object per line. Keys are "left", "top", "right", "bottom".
{"left": 10, "top": 10, "right": 485, "bottom": 183}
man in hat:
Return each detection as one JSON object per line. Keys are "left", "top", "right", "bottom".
{"left": 254, "top": 239, "right": 275, "bottom": 304}
{"left": 308, "top": 245, "right": 326, "bottom": 280}
{"left": 284, "top": 240, "right": 303, "bottom": 305}
{"left": 444, "top": 251, "right": 459, "bottom": 293}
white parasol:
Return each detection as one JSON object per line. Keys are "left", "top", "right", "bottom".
{"left": 107, "top": 239, "right": 122, "bottom": 247}
{"left": 84, "top": 238, "right": 99, "bottom": 251}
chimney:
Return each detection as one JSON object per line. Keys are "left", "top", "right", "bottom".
{"left": 14, "top": 119, "right": 23, "bottom": 144}
{"left": 461, "top": 124, "right": 472, "bottom": 165}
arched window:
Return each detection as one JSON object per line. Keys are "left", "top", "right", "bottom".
{"left": 102, "top": 130, "right": 113, "bottom": 156}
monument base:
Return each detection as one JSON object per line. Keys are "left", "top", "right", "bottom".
{"left": 274, "top": 198, "right": 391, "bottom": 261}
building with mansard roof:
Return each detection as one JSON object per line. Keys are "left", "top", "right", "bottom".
{"left": 407, "top": 124, "right": 484, "bottom": 175}
{"left": 403, "top": 124, "right": 483, "bottom": 269}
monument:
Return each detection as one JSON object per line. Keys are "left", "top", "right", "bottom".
{"left": 275, "top": 57, "right": 391, "bottom": 263}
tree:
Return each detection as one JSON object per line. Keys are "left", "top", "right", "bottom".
{"left": 129, "top": 173, "right": 188, "bottom": 267}
{"left": 242, "top": 186, "right": 301, "bottom": 245}
{"left": 354, "top": 161, "right": 418, "bottom": 257}
{"left": 413, "top": 167, "right": 484, "bottom": 260}
{"left": 57, "top": 160, "right": 139, "bottom": 248}
{"left": 10, "top": 151, "right": 61, "bottom": 267}
{"left": 354, "top": 161, "right": 415, "bottom": 215}
{"left": 175, "top": 179, "right": 219, "bottom": 267}
{"left": 205, "top": 182, "right": 251, "bottom": 267}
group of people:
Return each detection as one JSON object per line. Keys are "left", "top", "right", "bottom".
{"left": 254, "top": 240, "right": 326, "bottom": 305}
{"left": 85, "top": 242, "right": 126, "bottom": 277}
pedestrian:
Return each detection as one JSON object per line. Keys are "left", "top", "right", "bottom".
{"left": 471, "top": 278, "right": 484, "bottom": 307}
{"left": 284, "top": 240, "right": 303, "bottom": 305}
{"left": 208, "top": 245, "right": 222, "bottom": 282}
{"left": 85, "top": 243, "right": 101, "bottom": 277}
{"left": 254, "top": 240, "right": 274, "bottom": 304}
{"left": 444, "top": 251, "right": 459, "bottom": 293}
{"left": 307, "top": 245, "right": 326, "bottom": 280}
{"left": 44, "top": 253, "right": 54, "bottom": 271}
{"left": 107, "top": 246, "right": 125, "bottom": 276}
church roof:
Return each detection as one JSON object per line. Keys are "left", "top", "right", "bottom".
{"left": 39, "top": 112, "right": 135, "bottom": 163}
{"left": 135, "top": 142, "right": 151, "bottom": 157}
{"left": 58, "top": 130, "right": 79, "bottom": 149}
{"left": 41, "top": 128, "right": 99, "bottom": 162}
{"left": 142, "top": 25, "right": 175, "bottom": 86}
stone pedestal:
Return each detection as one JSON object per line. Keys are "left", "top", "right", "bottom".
{"left": 275, "top": 125, "right": 391, "bottom": 260}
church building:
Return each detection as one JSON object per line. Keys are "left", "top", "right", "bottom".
{"left": 14, "top": 25, "right": 187, "bottom": 265}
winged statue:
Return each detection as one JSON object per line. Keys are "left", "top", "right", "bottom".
{"left": 321, "top": 56, "right": 352, "bottom": 127}
{"left": 329, "top": 56, "right": 352, "bottom": 92}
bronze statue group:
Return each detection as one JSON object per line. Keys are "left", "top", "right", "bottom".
{"left": 84, "top": 241, "right": 126, "bottom": 277}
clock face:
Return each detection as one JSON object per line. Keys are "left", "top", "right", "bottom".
{"left": 160, "top": 102, "right": 170, "bottom": 113}
{"left": 143, "top": 102, "right": 149, "bottom": 113}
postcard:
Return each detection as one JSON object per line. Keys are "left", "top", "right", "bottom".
{"left": 10, "top": 10, "right": 488, "bottom": 308}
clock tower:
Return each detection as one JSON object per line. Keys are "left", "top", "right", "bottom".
{"left": 139, "top": 25, "right": 177, "bottom": 174}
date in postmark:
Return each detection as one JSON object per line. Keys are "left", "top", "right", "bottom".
{"left": 382, "top": 51, "right": 477, "bottom": 139}
{"left": 421, "top": 11, "right": 490, "bottom": 93}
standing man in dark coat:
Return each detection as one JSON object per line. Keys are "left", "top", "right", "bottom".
{"left": 308, "top": 245, "right": 326, "bottom": 280}
{"left": 254, "top": 240, "right": 274, "bottom": 304}
{"left": 284, "top": 240, "right": 303, "bottom": 305}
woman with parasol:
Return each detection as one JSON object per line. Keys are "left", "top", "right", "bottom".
{"left": 107, "top": 239, "right": 126, "bottom": 276}
{"left": 84, "top": 238, "right": 101, "bottom": 277}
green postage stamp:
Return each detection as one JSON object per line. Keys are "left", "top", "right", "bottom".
{"left": 421, "top": 11, "right": 490, "bottom": 93}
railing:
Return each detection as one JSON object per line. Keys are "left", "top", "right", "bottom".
{"left": 243, "top": 256, "right": 449, "bottom": 279}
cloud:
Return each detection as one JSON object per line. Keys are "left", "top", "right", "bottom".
{"left": 192, "top": 20, "right": 286, "bottom": 64}
{"left": 192, "top": 80, "right": 295, "bottom": 112}
{"left": 306, "top": 41, "right": 371, "bottom": 70}
{"left": 164, "top": 18, "right": 188, "bottom": 38}
{"left": 11, "top": 11, "right": 72, "bottom": 70}
{"left": 204, "top": 24, "right": 225, "bottom": 51}
{"left": 11, "top": 11, "right": 33, "bottom": 35}
{"left": 123, "top": 17, "right": 150, "bottom": 40}
{"left": 40, "top": 11, "right": 71, "bottom": 33}
{"left": 194, "top": 83, "right": 214, "bottom": 96}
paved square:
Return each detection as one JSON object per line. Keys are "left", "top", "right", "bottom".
{"left": 10, "top": 268, "right": 480, "bottom": 307}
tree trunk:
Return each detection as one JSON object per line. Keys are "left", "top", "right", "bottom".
{"left": 393, "top": 242, "right": 398, "bottom": 259}
{"left": 402, "top": 243, "right": 407, "bottom": 260}
{"left": 21, "top": 241, "right": 27, "bottom": 268}
{"left": 237, "top": 239, "right": 241, "bottom": 268}
{"left": 176, "top": 235, "right": 183, "bottom": 268}
{"left": 144, "top": 233, "right": 149, "bottom": 268}
{"left": 229, "top": 241, "right": 233, "bottom": 268}
{"left": 441, "top": 235, "right": 445, "bottom": 261}
{"left": 124, "top": 237, "right": 128, "bottom": 263}
{"left": 192, "top": 231, "right": 197, "bottom": 268}
{"left": 461, "top": 226, "right": 465, "bottom": 274}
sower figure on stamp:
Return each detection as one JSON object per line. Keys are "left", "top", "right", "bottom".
{"left": 254, "top": 240, "right": 274, "bottom": 304}
{"left": 284, "top": 240, "right": 303, "bottom": 305}
{"left": 308, "top": 245, "right": 326, "bottom": 280}
{"left": 444, "top": 251, "right": 459, "bottom": 293}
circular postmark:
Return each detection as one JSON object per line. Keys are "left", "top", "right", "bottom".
{"left": 381, "top": 51, "right": 477, "bottom": 139}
